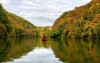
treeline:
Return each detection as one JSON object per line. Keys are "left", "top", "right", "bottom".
{"left": 50, "top": 0, "right": 100, "bottom": 39}
{"left": 37, "top": 26, "right": 52, "bottom": 37}
{"left": 0, "top": 4, "right": 39, "bottom": 38}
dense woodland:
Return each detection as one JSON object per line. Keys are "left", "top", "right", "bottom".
{"left": 0, "top": 0, "right": 100, "bottom": 63}
{"left": 37, "top": 26, "right": 52, "bottom": 37}
{"left": 0, "top": 0, "right": 100, "bottom": 39}
{"left": 0, "top": 4, "right": 39, "bottom": 38}
{"left": 50, "top": 0, "right": 100, "bottom": 39}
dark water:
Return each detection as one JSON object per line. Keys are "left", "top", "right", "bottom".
{"left": 0, "top": 37, "right": 100, "bottom": 63}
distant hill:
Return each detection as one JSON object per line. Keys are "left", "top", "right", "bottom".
{"left": 0, "top": 4, "right": 38, "bottom": 37}
{"left": 50, "top": 0, "right": 100, "bottom": 38}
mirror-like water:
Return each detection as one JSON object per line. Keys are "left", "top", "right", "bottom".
{"left": 0, "top": 38, "right": 100, "bottom": 63}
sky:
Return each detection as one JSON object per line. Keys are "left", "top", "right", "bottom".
{"left": 0, "top": 0, "right": 91, "bottom": 26}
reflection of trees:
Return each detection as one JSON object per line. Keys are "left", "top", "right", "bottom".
{"left": 33, "top": 38, "right": 51, "bottom": 48}
{"left": 0, "top": 38, "right": 99, "bottom": 63}
{"left": 0, "top": 38, "right": 9, "bottom": 62}
{"left": 50, "top": 38, "right": 67, "bottom": 62}
{"left": 0, "top": 37, "right": 35, "bottom": 63}
{"left": 0, "top": 37, "right": 52, "bottom": 63}
{"left": 50, "top": 38, "right": 100, "bottom": 63}
{"left": 86, "top": 39, "right": 100, "bottom": 62}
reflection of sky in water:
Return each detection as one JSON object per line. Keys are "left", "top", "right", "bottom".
{"left": 6, "top": 47, "right": 62, "bottom": 63}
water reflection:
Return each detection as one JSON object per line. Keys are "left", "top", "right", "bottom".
{"left": 50, "top": 38, "right": 100, "bottom": 63}
{"left": 0, "top": 38, "right": 62, "bottom": 63}
{"left": 0, "top": 37, "right": 35, "bottom": 63}
{"left": 0, "top": 37, "right": 100, "bottom": 63}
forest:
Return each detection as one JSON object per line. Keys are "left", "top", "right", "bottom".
{"left": 0, "top": 4, "right": 39, "bottom": 38}
{"left": 0, "top": 0, "right": 100, "bottom": 62}
{"left": 49, "top": 0, "right": 100, "bottom": 39}
{"left": 0, "top": 0, "right": 100, "bottom": 39}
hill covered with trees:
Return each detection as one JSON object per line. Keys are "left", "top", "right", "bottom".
{"left": 50, "top": 0, "right": 100, "bottom": 39}
{"left": 0, "top": 4, "right": 38, "bottom": 38}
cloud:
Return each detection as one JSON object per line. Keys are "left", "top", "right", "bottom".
{"left": 1, "top": 0, "right": 91, "bottom": 26}
{"left": 0, "top": 0, "right": 5, "bottom": 3}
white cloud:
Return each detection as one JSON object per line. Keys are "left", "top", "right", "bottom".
{"left": 0, "top": 0, "right": 5, "bottom": 3}
{"left": 1, "top": 0, "right": 91, "bottom": 26}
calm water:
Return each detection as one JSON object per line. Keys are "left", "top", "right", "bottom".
{"left": 0, "top": 37, "right": 100, "bottom": 63}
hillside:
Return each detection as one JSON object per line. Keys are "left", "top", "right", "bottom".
{"left": 37, "top": 26, "right": 52, "bottom": 37}
{"left": 0, "top": 4, "right": 38, "bottom": 37}
{"left": 50, "top": 0, "right": 100, "bottom": 38}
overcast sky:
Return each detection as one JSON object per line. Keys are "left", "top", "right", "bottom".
{"left": 0, "top": 0, "right": 91, "bottom": 26}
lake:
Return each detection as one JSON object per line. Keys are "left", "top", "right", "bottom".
{"left": 0, "top": 37, "right": 100, "bottom": 63}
